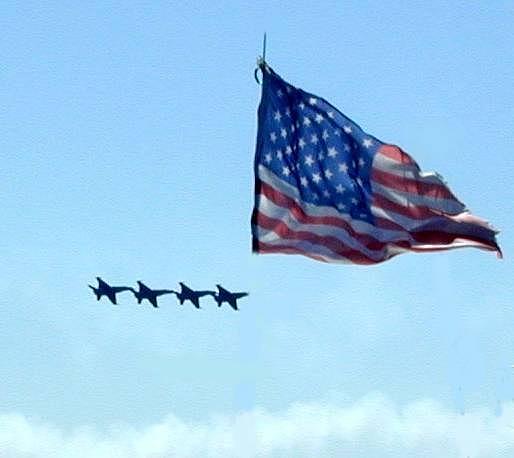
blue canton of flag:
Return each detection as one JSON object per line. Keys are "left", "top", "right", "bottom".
{"left": 251, "top": 63, "right": 501, "bottom": 264}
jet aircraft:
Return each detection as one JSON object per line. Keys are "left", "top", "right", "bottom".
{"left": 132, "top": 281, "right": 175, "bottom": 308}
{"left": 88, "top": 277, "right": 133, "bottom": 305}
{"left": 211, "top": 284, "right": 248, "bottom": 311}
{"left": 173, "top": 282, "right": 215, "bottom": 309}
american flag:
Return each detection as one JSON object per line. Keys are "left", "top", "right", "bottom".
{"left": 251, "top": 64, "right": 501, "bottom": 264}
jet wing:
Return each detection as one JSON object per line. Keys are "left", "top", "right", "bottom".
{"left": 97, "top": 278, "right": 109, "bottom": 288}
{"left": 138, "top": 282, "right": 152, "bottom": 293}
{"left": 180, "top": 283, "right": 195, "bottom": 294}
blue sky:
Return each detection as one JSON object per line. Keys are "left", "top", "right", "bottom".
{"left": 1, "top": 1, "right": 513, "bottom": 455}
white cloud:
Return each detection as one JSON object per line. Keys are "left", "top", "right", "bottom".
{"left": 2, "top": 394, "right": 514, "bottom": 457}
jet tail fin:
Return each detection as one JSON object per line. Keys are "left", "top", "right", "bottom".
{"left": 88, "top": 285, "right": 101, "bottom": 300}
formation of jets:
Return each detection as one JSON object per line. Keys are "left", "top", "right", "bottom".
{"left": 88, "top": 277, "right": 248, "bottom": 310}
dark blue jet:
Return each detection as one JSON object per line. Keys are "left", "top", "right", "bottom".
{"left": 212, "top": 285, "right": 248, "bottom": 311}
{"left": 174, "top": 282, "right": 215, "bottom": 309}
{"left": 88, "top": 277, "right": 133, "bottom": 305}
{"left": 132, "top": 281, "right": 175, "bottom": 308}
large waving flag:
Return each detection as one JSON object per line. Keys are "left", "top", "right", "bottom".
{"left": 251, "top": 63, "right": 501, "bottom": 264}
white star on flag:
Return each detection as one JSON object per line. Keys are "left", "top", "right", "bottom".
{"left": 304, "top": 155, "right": 315, "bottom": 167}
{"left": 338, "top": 162, "right": 348, "bottom": 173}
{"left": 362, "top": 138, "right": 373, "bottom": 148}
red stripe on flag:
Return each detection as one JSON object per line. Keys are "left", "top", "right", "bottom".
{"left": 372, "top": 195, "right": 499, "bottom": 250}
{"left": 377, "top": 145, "right": 416, "bottom": 165}
{"left": 259, "top": 180, "right": 406, "bottom": 237}
{"left": 371, "top": 168, "right": 458, "bottom": 201}
{"left": 255, "top": 178, "right": 500, "bottom": 262}
{"left": 410, "top": 230, "right": 499, "bottom": 252}
{"left": 256, "top": 212, "right": 498, "bottom": 261}
{"left": 255, "top": 211, "right": 409, "bottom": 264}
{"left": 372, "top": 193, "right": 440, "bottom": 220}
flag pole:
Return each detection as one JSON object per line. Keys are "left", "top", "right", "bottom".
{"left": 255, "top": 32, "right": 267, "bottom": 84}
{"left": 262, "top": 32, "right": 267, "bottom": 64}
